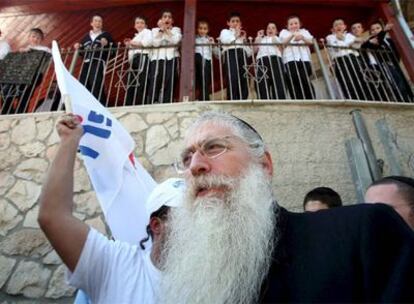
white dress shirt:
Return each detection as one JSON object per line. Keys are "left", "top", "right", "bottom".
{"left": 326, "top": 32, "right": 358, "bottom": 59}
{"left": 195, "top": 36, "right": 213, "bottom": 60}
{"left": 0, "top": 38, "right": 11, "bottom": 60}
{"left": 279, "top": 28, "right": 313, "bottom": 63}
{"left": 128, "top": 28, "right": 152, "bottom": 62}
{"left": 219, "top": 28, "right": 252, "bottom": 57}
{"left": 256, "top": 36, "right": 282, "bottom": 59}
{"left": 151, "top": 27, "right": 182, "bottom": 61}
{"left": 89, "top": 30, "right": 103, "bottom": 42}
{"left": 29, "top": 44, "right": 51, "bottom": 53}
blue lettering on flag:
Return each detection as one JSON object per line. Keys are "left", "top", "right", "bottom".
{"left": 83, "top": 125, "right": 111, "bottom": 138}
{"left": 79, "top": 110, "right": 113, "bottom": 159}
{"left": 79, "top": 146, "right": 99, "bottom": 159}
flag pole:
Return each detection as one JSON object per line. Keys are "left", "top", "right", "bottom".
{"left": 62, "top": 94, "right": 73, "bottom": 113}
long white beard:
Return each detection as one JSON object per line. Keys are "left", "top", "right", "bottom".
{"left": 159, "top": 165, "right": 277, "bottom": 304}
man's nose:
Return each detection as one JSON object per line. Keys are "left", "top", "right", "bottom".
{"left": 189, "top": 150, "right": 211, "bottom": 177}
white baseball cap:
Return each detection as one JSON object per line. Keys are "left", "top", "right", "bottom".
{"left": 146, "top": 178, "right": 185, "bottom": 218}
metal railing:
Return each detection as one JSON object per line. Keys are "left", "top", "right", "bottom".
{"left": 0, "top": 39, "right": 413, "bottom": 115}
{"left": 322, "top": 42, "right": 414, "bottom": 102}
{"left": 70, "top": 43, "right": 181, "bottom": 106}
{"left": 194, "top": 39, "right": 413, "bottom": 102}
{"left": 194, "top": 40, "right": 325, "bottom": 101}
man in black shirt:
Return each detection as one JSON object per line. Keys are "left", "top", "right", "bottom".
{"left": 159, "top": 111, "right": 414, "bottom": 303}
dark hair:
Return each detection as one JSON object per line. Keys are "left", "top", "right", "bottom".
{"left": 30, "top": 28, "right": 44, "bottom": 40}
{"left": 371, "top": 20, "right": 384, "bottom": 30}
{"left": 287, "top": 15, "right": 301, "bottom": 23}
{"left": 351, "top": 21, "right": 363, "bottom": 28}
{"left": 161, "top": 10, "right": 173, "bottom": 17}
{"left": 197, "top": 19, "right": 210, "bottom": 26}
{"left": 368, "top": 176, "right": 414, "bottom": 211}
{"left": 139, "top": 205, "right": 170, "bottom": 250}
{"left": 90, "top": 14, "right": 103, "bottom": 22}
{"left": 303, "top": 187, "right": 343, "bottom": 210}
{"left": 135, "top": 16, "right": 147, "bottom": 24}
{"left": 227, "top": 12, "right": 241, "bottom": 21}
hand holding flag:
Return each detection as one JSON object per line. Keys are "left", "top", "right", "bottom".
{"left": 52, "top": 41, "right": 156, "bottom": 245}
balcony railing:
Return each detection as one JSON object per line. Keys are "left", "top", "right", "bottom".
{"left": 322, "top": 42, "right": 414, "bottom": 102}
{"left": 0, "top": 40, "right": 413, "bottom": 115}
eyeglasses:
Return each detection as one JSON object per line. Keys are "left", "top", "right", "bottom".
{"left": 174, "top": 136, "right": 236, "bottom": 173}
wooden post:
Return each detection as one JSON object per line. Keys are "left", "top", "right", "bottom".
{"left": 379, "top": 2, "right": 414, "bottom": 82}
{"left": 179, "top": 0, "right": 197, "bottom": 102}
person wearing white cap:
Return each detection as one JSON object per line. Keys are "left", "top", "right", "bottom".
{"left": 38, "top": 119, "right": 185, "bottom": 304}
{"left": 75, "top": 177, "right": 185, "bottom": 304}
{"left": 71, "top": 178, "right": 184, "bottom": 304}
{"left": 140, "top": 178, "right": 185, "bottom": 252}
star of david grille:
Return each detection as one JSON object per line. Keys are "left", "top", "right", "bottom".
{"left": 115, "top": 69, "right": 142, "bottom": 90}
{"left": 362, "top": 68, "right": 382, "bottom": 88}
{"left": 243, "top": 63, "right": 269, "bottom": 83}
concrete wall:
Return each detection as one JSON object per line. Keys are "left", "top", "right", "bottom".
{"left": 1, "top": 101, "right": 414, "bottom": 302}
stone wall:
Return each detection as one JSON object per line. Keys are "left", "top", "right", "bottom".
{"left": 1, "top": 101, "right": 414, "bottom": 302}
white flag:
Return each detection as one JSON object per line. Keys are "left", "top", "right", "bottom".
{"left": 52, "top": 41, "right": 156, "bottom": 245}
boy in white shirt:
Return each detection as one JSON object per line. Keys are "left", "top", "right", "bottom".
{"left": 279, "top": 15, "right": 314, "bottom": 99}
{"left": 255, "top": 22, "right": 286, "bottom": 99}
{"left": 219, "top": 12, "right": 251, "bottom": 100}
{"left": 124, "top": 16, "right": 152, "bottom": 106}
{"left": 195, "top": 20, "right": 214, "bottom": 101}
{"left": 147, "top": 10, "right": 182, "bottom": 104}
{"left": 326, "top": 18, "right": 366, "bottom": 100}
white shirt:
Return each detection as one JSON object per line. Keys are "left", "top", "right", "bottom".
{"left": 219, "top": 28, "right": 252, "bottom": 57}
{"left": 279, "top": 28, "right": 313, "bottom": 63}
{"left": 0, "top": 38, "right": 11, "bottom": 60}
{"left": 195, "top": 36, "right": 213, "bottom": 60}
{"left": 326, "top": 32, "right": 358, "bottom": 58}
{"left": 68, "top": 228, "right": 161, "bottom": 304}
{"left": 256, "top": 36, "right": 282, "bottom": 59}
{"left": 89, "top": 30, "right": 103, "bottom": 42}
{"left": 151, "top": 27, "right": 182, "bottom": 61}
{"left": 29, "top": 45, "right": 51, "bottom": 54}
{"left": 128, "top": 28, "right": 152, "bottom": 62}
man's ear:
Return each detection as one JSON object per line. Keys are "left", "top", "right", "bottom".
{"left": 261, "top": 151, "right": 273, "bottom": 177}
{"left": 149, "top": 217, "right": 162, "bottom": 237}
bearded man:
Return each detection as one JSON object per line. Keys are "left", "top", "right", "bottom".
{"left": 160, "top": 111, "right": 414, "bottom": 303}
{"left": 39, "top": 111, "right": 414, "bottom": 303}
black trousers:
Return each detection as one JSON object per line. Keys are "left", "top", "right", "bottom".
{"left": 224, "top": 48, "right": 249, "bottom": 100}
{"left": 355, "top": 56, "right": 379, "bottom": 101}
{"left": 1, "top": 75, "right": 43, "bottom": 115}
{"left": 256, "top": 55, "right": 286, "bottom": 99}
{"left": 195, "top": 53, "right": 211, "bottom": 101}
{"left": 383, "top": 63, "right": 413, "bottom": 102}
{"left": 125, "top": 54, "right": 149, "bottom": 106}
{"left": 363, "top": 63, "right": 392, "bottom": 101}
{"left": 79, "top": 60, "right": 107, "bottom": 105}
{"left": 334, "top": 54, "right": 366, "bottom": 100}
{"left": 285, "top": 60, "right": 314, "bottom": 99}
{"left": 146, "top": 58, "right": 178, "bottom": 104}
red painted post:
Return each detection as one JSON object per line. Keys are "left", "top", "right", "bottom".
{"left": 179, "top": 0, "right": 197, "bottom": 102}
{"left": 379, "top": 2, "right": 414, "bottom": 82}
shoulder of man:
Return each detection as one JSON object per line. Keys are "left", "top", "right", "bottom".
{"left": 100, "top": 31, "right": 114, "bottom": 41}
